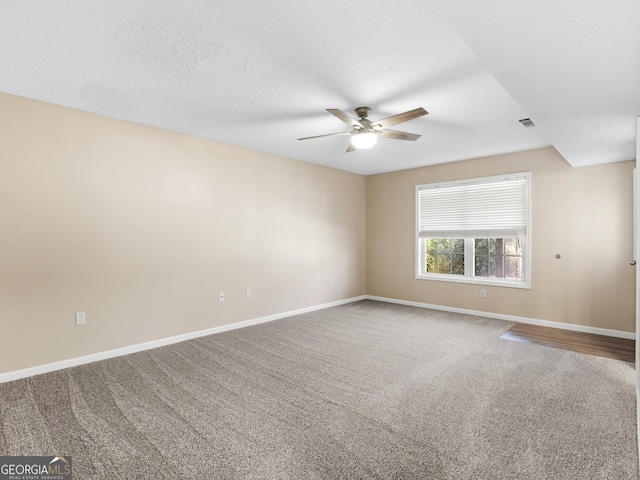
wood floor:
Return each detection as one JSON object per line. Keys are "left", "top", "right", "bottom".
{"left": 500, "top": 323, "right": 636, "bottom": 364}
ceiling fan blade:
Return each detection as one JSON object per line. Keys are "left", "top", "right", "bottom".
{"left": 298, "top": 132, "right": 351, "bottom": 141}
{"left": 345, "top": 142, "right": 356, "bottom": 153}
{"left": 327, "top": 109, "right": 364, "bottom": 128}
{"left": 374, "top": 107, "right": 428, "bottom": 129}
{"left": 379, "top": 129, "right": 421, "bottom": 141}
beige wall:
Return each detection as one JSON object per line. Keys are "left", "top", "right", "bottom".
{"left": 1, "top": 92, "right": 634, "bottom": 376}
{"left": 367, "top": 147, "right": 636, "bottom": 333}
{"left": 0, "top": 93, "right": 366, "bottom": 374}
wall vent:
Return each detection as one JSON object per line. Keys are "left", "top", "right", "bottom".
{"left": 519, "top": 118, "right": 535, "bottom": 127}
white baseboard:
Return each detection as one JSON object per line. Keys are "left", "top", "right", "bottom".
{"left": 0, "top": 295, "right": 367, "bottom": 384}
{"left": 366, "top": 295, "right": 637, "bottom": 340}
{"left": 2, "top": 294, "right": 633, "bottom": 384}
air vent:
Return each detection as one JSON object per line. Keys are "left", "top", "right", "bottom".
{"left": 519, "top": 118, "right": 535, "bottom": 127}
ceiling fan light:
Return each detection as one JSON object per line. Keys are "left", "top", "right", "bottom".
{"left": 351, "top": 131, "right": 378, "bottom": 149}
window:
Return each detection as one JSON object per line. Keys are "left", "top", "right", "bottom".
{"left": 416, "top": 172, "right": 530, "bottom": 288}
{"left": 425, "top": 238, "right": 465, "bottom": 274}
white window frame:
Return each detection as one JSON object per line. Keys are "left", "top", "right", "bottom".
{"left": 415, "top": 172, "right": 531, "bottom": 289}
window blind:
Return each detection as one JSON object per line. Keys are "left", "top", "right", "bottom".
{"left": 417, "top": 174, "right": 528, "bottom": 239}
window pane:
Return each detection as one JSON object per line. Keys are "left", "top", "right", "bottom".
{"left": 437, "top": 238, "right": 450, "bottom": 252}
{"left": 474, "top": 237, "right": 524, "bottom": 280}
{"left": 489, "top": 238, "right": 504, "bottom": 255}
{"left": 423, "top": 238, "right": 465, "bottom": 276}
{"left": 426, "top": 253, "right": 437, "bottom": 272}
{"left": 505, "top": 256, "right": 522, "bottom": 280}
{"left": 437, "top": 254, "right": 451, "bottom": 274}
{"left": 489, "top": 255, "right": 504, "bottom": 278}
{"left": 452, "top": 254, "right": 464, "bottom": 275}
{"left": 475, "top": 238, "right": 488, "bottom": 255}
{"left": 475, "top": 255, "right": 488, "bottom": 277}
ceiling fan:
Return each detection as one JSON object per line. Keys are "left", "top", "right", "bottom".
{"left": 298, "top": 106, "right": 428, "bottom": 152}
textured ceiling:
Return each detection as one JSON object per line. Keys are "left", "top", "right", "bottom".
{"left": 1, "top": 0, "right": 638, "bottom": 175}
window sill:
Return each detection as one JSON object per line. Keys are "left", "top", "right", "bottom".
{"left": 415, "top": 273, "right": 530, "bottom": 289}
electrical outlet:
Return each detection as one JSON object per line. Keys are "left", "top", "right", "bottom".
{"left": 219, "top": 292, "right": 225, "bottom": 302}
{"left": 479, "top": 289, "right": 486, "bottom": 298}
{"left": 75, "top": 312, "right": 86, "bottom": 325}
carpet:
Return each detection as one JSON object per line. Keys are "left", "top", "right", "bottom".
{"left": 0, "top": 300, "right": 637, "bottom": 479}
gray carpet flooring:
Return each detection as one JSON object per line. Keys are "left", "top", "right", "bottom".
{"left": 0, "top": 300, "right": 637, "bottom": 479}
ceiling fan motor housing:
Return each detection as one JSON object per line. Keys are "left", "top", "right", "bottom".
{"left": 354, "top": 106, "right": 371, "bottom": 119}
